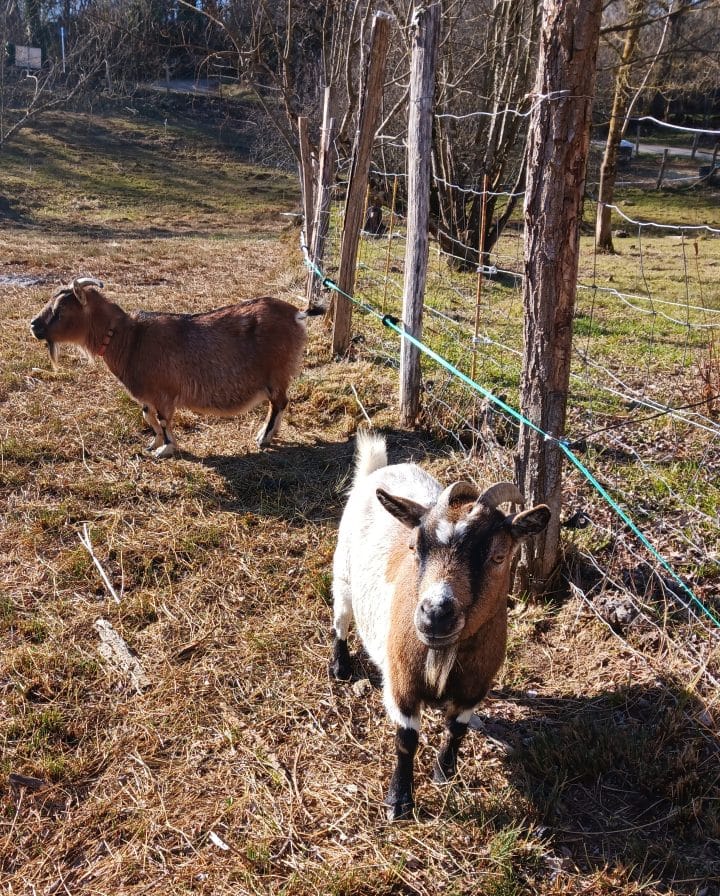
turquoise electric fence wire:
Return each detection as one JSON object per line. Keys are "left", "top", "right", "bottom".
{"left": 557, "top": 444, "right": 720, "bottom": 628}
{"left": 301, "top": 238, "right": 720, "bottom": 629}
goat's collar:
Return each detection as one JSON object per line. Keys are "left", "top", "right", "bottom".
{"left": 96, "top": 326, "right": 115, "bottom": 357}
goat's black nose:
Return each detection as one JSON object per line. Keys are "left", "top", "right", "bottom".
{"left": 418, "top": 592, "right": 455, "bottom": 630}
{"left": 30, "top": 317, "right": 45, "bottom": 339}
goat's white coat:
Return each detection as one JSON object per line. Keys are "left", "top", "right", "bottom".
{"left": 333, "top": 432, "right": 553, "bottom": 817}
{"left": 333, "top": 431, "right": 448, "bottom": 729}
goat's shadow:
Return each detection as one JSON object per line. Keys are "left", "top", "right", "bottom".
{"left": 181, "top": 429, "right": 719, "bottom": 890}
{"left": 179, "top": 427, "right": 448, "bottom": 521}
{"left": 469, "top": 680, "right": 719, "bottom": 892}
{"left": 331, "top": 644, "right": 718, "bottom": 891}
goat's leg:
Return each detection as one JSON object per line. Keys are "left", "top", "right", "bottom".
{"left": 330, "top": 633, "right": 352, "bottom": 680}
{"left": 152, "top": 406, "right": 179, "bottom": 458}
{"left": 330, "top": 562, "right": 353, "bottom": 679}
{"left": 433, "top": 712, "right": 472, "bottom": 782}
{"left": 256, "top": 392, "right": 288, "bottom": 447}
{"left": 142, "top": 404, "right": 164, "bottom": 450}
{"left": 385, "top": 725, "right": 419, "bottom": 821}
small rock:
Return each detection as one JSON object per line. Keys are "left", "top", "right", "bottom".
{"left": 698, "top": 709, "right": 714, "bottom": 728}
{"left": 352, "top": 678, "right": 372, "bottom": 698}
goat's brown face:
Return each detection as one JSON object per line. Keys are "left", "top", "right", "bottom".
{"left": 30, "top": 288, "right": 88, "bottom": 363}
{"left": 412, "top": 504, "right": 517, "bottom": 648}
{"left": 377, "top": 486, "right": 551, "bottom": 649}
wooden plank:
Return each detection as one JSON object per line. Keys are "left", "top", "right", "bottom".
{"left": 298, "top": 116, "right": 315, "bottom": 250}
{"left": 306, "top": 88, "right": 336, "bottom": 312}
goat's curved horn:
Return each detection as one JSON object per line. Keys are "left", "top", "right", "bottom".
{"left": 478, "top": 482, "right": 524, "bottom": 509}
{"left": 70, "top": 277, "right": 104, "bottom": 306}
{"left": 436, "top": 481, "right": 479, "bottom": 513}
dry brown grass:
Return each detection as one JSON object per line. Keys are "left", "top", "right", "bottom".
{"left": 1, "top": 107, "right": 719, "bottom": 896}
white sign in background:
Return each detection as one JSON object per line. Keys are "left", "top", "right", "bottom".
{"left": 15, "top": 46, "right": 42, "bottom": 70}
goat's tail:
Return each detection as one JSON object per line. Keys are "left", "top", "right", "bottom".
{"left": 353, "top": 429, "right": 387, "bottom": 483}
{"left": 298, "top": 305, "right": 325, "bottom": 318}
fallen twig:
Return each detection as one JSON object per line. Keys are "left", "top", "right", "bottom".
{"left": 78, "top": 523, "right": 120, "bottom": 603}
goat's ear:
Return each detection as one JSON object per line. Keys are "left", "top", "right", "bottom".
{"left": 376, "top": 488, "right": 428, "bottom": 529}
{"left": 508, "top": 504, "right": 551, "bottom": 538}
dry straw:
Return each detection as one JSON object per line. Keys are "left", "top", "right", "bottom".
{"left": 1, "top": 110, "right": 718, "bottom": 895}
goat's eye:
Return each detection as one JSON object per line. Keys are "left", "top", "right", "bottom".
{"left": 491, "top": 552, "right": 507, "bottom": 565}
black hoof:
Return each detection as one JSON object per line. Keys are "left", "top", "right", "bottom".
{"left": 385, "top": 799, "right": 415, "bottom": 822}
{"left": 432, "top": 760, "right": 456, "bottom": 784}
{"left": 330, "top": 636, "right": 352, "bottom": 680}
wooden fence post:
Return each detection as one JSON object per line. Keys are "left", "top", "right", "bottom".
{"left": 305, "top": 89, "right": 336, "bottom": 312}
{"left": 655, "top": 147, "right": 669, "bottom": 190}
{"left": 381, "top": 175, "right": 399, "bottom": 313}
{"left": 331, "top": 12, "right": 392, "bottom": 355}
{"left": 298, "top": 116, "right": 315, "bottom": 250}
{"left": 471, "top": 173, "right": 489, "bottom": 384}
{"left": 399, "top": 2, "right": 441, "bottom": 426}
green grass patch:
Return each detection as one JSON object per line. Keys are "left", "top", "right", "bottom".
{"left": 1, "top": 109, "right": 298, "bottom": 231}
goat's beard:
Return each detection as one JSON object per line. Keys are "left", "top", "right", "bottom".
{"left": 46, "top": 340, "right": 59, "bottom": 367}
{"left": 45, "top": 340, "right": 94, "bottom": 368}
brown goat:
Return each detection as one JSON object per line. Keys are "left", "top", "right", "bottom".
{"left": 331, "top": 431, "right": 551, "bottom": 819}
{"left": 30, "top": 277, "right": 309, "bottom": 457}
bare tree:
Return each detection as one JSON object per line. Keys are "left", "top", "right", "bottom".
{"left": 594, "top": 0, "right": 685, "bottom": 252}
{"left": 369, "top": 0, "right": 541, "bottom": 270}
{"left": 644, "top": 0, "right": 720, "bottom": 123}
{"left": 1, "top": 0, "right": 176, "bottom": 150}
{"left": 1, "top": 30, "right": 103, "bottom": 148}
{"left": 596, "top": 0, "right": 647, "bottom": 253}
{"left": 171, "top": 0, "right": 542, "bottom": 264}
{"left": 175, "top": 0, "right": 372, "bottom": 167}
{"left": 594, "top": 0, "right": 720, "bottom": 251}
{"left": 430, "top": 0, "right": 541, "bottom": 270}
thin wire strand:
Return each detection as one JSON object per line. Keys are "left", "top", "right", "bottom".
{"left": 299, "top": 232, "right": 720, "bottom": 630}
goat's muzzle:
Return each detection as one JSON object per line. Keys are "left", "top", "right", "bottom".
{"left": 414, "top": 584, "right": 465, "bottom": 648}
{"left": 30, "top": 316, "right": 45, "bottom": 340}
{"left": 30, "top": 317, "right": 58, "bottom": 364}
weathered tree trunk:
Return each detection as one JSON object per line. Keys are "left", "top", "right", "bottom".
{"left": 515, "top": 0, "right": 603, "bottom": 597}
{"left": 399, "top": 2, "right": 441, "bottom": 426}
{"left": 595, "top": 0, "right": 645, "bottom": 253}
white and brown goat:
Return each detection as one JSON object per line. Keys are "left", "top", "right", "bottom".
{"left": 30, "top": 277, "right": 310, "bottom": 457}
{"left": 331, "top": 430, "right": 550, "bottom": 820}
